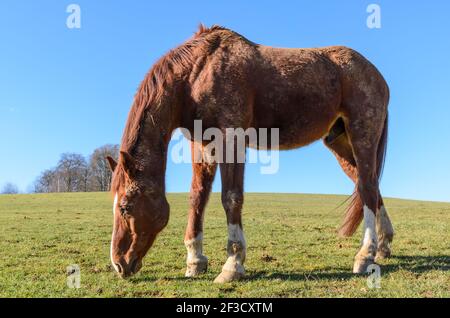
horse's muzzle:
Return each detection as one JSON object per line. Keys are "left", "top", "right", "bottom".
{"left": 114, "top": 257, "right": 142, "bottom": 278}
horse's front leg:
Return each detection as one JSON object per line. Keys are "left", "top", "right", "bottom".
{"left": 184, "top": 144, "right": 217, "bottom": 277}
{"left": 214, "top": 161, "right": 246, "bottom": 283}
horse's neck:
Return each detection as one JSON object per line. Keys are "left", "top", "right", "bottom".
{"left": 134, "top": 106, "right": 174, "bottom": 184}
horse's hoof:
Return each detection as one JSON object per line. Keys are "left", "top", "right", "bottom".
{"left": 213, "top": 270, "right": 244, "bottom": 283}
{"left": 353, "top": 257, "right": 375, "bottom": 274}
{"left": 185, "top": 257, "right": 208, "bottom": 277}
{"left": 375, "top": 248, "right": 391, "bottom": 261}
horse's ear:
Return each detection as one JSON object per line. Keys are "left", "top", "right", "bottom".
{"left": 119, "top": 151, "right": 136, "bottom": 178}
{"left": 106, "top": 156, "right": 117, "bottom": 172}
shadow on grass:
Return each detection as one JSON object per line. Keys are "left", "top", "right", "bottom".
{"left": 129, "top": 274, "right": 212, "bottom": 283}
{"left": 247, "top": 255, "right": 450, "bottom": 282}
{"left": 129, "top": 270, "right": 356, "bottom": 283}
{"left": 383, "top": 255, "right": 450, "bottom": 273}
{"left": 128, "top": 255, "right": 449, "bottom": 283}
{"left": 245, "top": 269, "right": 356, "bottom": 282}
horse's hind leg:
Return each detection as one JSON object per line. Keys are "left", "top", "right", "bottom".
{"left": 375, "top": 197, "right": 394, "bottom": 260}
{"left": 184, "top": 142, "right": 217, "bottom": 277}
{"left": 346, "top": 131, "right": 379, "bottom": 273}
{"left": 324, "top": 121, "right": 394, "bottom": 261}
{"left": 344, "top": 109, "right": 389, "bottom": 273}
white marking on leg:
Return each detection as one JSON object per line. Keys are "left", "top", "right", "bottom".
{"left": 185, "top": 233, "right": 204, "bottom": 264}
{"left": 362, "top": 205, "right": 377, "bottom": 249}
{"left": 222, "top": 224, "right": 246, "bottom": 274}
{"left": 353, "top": 205, "right": 378, "bottom": 273}
{"left": 110, "top": 193, "right": 119, "bottom": 273}
{"left": 227, "top": 223, "right": 246, "bottom": 248}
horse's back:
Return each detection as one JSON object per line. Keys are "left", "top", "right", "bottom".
{"left": 186, "top": 31, "right": 388, "bottom": 149}
{"left": 250, "top": 45, "right": 343, "bottom": 148}
{"left": 248, "top": 45, "right": 388, "bottom": 148}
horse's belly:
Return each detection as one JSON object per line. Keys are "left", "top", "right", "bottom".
{"left": 277, "top": 116, "right": 336, "bottom": 149}
{"left": 251, "top": 115, "right": 336, "bottom": 150}
{"left": 253, "top": 92, "right": 341, "bottom": 150}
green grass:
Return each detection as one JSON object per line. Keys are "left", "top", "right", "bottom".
{"left": 0, "top": 192, "right": 449, "bottom": 297}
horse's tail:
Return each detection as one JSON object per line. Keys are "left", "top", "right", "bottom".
{"left": 338, "top": 113, "right": 388, "bottom": 237}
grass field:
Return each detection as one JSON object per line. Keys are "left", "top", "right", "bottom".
{"left": 0, "top": 192, "right": 449, "bottom": 298}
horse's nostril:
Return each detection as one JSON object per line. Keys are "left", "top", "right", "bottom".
{"left": 115, "top": 263, "right": 122, "bottom": 273}
{"left": 130, "top": 258, "right": 138, "bottom": 273}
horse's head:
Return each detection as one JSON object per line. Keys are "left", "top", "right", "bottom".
{"left": 106, "top": 152, "right": 169, "bottom": 278}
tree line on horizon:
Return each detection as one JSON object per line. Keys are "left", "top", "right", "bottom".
{"left": 32, "top": 144, "right": 119, "bottom": 193}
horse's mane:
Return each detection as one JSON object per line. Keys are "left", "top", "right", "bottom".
{"left": 120, "top": 24, "right": 230, "bottom": 152}
{"left": 112, "top": 25, "right": 233, "bottom": 193}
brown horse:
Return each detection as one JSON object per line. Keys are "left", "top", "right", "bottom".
{"left": 106, "top": 25, "right": 394, "bottom": 283}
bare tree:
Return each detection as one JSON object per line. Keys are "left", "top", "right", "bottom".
{"left": 1, "top": 182, "right": 19, "bottom": 194}
{"left": 33, "top": 145, "right": 120, "bottom": 193}
{"left": 34, "top": 169, "right": 53, "bottom": 193}
{"left": 34, "top": 168, "right": 60, "bottom": 193}
{"left": 89, "top": 144, "right": 119, "bottom": 191}
{"left": 80, "top": 165, "right": 91, "bottom": 192}
{"left": 57, "top": 153, "right": 88, "bottom": 192}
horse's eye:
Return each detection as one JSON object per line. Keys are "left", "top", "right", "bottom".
{"left": 119, "top": 201, "right": 134, "bottom": 216}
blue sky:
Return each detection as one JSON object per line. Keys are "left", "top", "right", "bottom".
{"left": 1, "top": 1, "right": 449, "bottom": 202}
